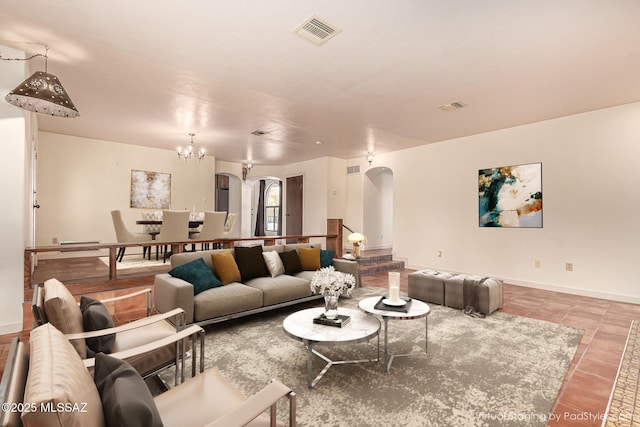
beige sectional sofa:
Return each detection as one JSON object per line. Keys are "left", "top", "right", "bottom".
{"left": 154, "top": 243, "right": 359, "bottom": 326}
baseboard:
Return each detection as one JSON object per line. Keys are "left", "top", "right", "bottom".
{"left": 506, "top": 279, "right": 640, "bottom": 305}
{"left": 0, "top": 321, "right": 23, "bottom": 335}
{"left": 405, "top": 264, "right": 640, "bottom": 305}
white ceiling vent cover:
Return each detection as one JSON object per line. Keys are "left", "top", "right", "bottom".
{"left": 347, "top": 165, "right": 360, "bottom": 174}
{"left": 438, "top": 101, "right": 467, "bottom": 112}
{"left": 293, "top": 15, "right": 341, "bottom": 46}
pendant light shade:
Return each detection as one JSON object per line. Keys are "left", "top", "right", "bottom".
{"left": 5, "top": 70, "right": 79, "bottom": 118}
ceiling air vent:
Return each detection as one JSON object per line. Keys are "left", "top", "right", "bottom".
{"left": 347, "top": 165, "right": 360, "bottom": 175}
{"left": 438, "top": 101, "right": 467, "bottom": 112}
{"left": 250, "top": 130, "right": 267, "bottom": 136}
{"left": 293, "top": 15, "right": 341, "bottom": 46}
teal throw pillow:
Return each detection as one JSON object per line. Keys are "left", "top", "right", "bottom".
{"left": 320, "top": 249, "right": 335, "bottom": 268}
{"left": 169, "top": 258, "right": 222, "bottom": 295}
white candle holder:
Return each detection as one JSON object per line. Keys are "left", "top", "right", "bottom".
{"left": 388, "top": 271, "right": 400, "bottom": 302}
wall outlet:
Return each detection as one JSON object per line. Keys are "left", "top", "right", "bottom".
{"left": 52, "top": 237, "right": 58, "bottom": 245}
{"left": 565, "top": 262, "right": 573, "bottom": 272}
{"left": 534, "top": 260, "right": 541, "bottom": 268}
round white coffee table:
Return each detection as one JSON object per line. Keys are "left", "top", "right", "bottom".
{"left": 282, "top": 307, "right": 380, "bottom": 388}
{"left": 359, "top": 296, "right": 431, "bottom": 371}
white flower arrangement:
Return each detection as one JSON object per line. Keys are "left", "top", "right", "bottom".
{"left": 310, "top": 266, "right": 356, "bottom": 297}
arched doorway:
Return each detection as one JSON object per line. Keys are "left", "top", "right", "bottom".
{"left": 363, "top": 167, "right": 393, "bottom": 250}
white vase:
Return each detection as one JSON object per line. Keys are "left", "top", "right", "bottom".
{"left": 324, "top": 294, "right": 339, "bottom": 319}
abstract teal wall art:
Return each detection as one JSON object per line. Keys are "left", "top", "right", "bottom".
{"left": 479, "top": 162, "right": 542, "bottom": 228}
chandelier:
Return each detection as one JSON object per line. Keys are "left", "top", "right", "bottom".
{"left": 3, "top": 45, "right": 79, "bottom": 118}
{"left": 177, "top": 133, "right": 205, "bottom": 161}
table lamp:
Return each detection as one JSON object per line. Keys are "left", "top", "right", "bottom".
{"left": 347, "top": 232, "right": 367, "bottom": 258}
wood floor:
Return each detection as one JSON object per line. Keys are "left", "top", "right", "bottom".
{"left": 2, "top": 252, "right": 638, "bottom": 427}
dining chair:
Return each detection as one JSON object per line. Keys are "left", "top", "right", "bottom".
{"left": 156, "top": 210, "right": 191, "bottom": 262}
{"left": 224, "top": 212, "right": 239, "bottom": 237}
{"left": 110, "top": 210, "right": 153, "bottom": 262}
{"left": 189, "top": 211, "right": 227, "bottom": 250}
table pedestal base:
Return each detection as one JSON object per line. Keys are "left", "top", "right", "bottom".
{"left": 305, "top": 335, "right": 379, "bottom": 388}
{"left": 382, "top": 316, "right": 428, "bottom": 372}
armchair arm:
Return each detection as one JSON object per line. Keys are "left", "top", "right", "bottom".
{"left": 82, "top": 324, "right": 203, "bottom": 370}
{"left": 64, "top": 308, "right": 185, "bottom": 340}
{"left": 205, "top": 380, "right": 296, "bottom": 427}
{"left": 154, "top": 273, "right": 195, "bottom": 324}
{"left": 96, "top": 288, "right": 153, "bottom": 317}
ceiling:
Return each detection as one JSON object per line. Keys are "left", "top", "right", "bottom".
{"left": 1, "top": 1, "right": 639, "bottom": 165}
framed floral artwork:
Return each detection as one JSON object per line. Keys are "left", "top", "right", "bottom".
{"left": 130, "top": 169, "right": 171, "bottom": 209}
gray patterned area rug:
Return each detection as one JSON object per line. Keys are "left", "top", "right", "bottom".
{"left": 159, "top": 287, "right": 583, "bottom": 427}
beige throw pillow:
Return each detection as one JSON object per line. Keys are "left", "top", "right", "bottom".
{"left": 262, "top": 250, "right": 285, "bottom": 277}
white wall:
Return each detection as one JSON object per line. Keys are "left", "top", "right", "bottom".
{"left": 349, "top": 102, "right": 640, "bottom": 302}
{"left": 37, "top": 132, "right": 216, "bottom": 251}
{"left": 0, "top": 45, "right": 28, "bottom": 333}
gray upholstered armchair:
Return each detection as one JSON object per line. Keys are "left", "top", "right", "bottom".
{"left": 32, "top": 278, "right": 202, "bottom": 385}
{"left": 0, "top": 324, "right": 297, "bottom": 427}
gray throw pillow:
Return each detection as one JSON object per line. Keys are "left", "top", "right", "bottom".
{"left": 94, "top": 353, "right": 164, "bottom": 427}
{"left": 80, "top": 296, "right": 116, "bottom": 357}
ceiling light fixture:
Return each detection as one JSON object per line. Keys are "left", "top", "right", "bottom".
{"left": 2, "top": 45, "right": 79, "bottom": 118}
{"left": 366, "top": 152, "right": 374, "bottom": 166}
{"left": 242, "top": 162, "right": 253, "bottom": 181}
{"left": 177, "top": 133, "right": 205, "bottom": 161}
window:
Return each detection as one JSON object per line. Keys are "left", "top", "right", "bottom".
{"left": 264, "top": 182, "right": 280, "bottom": 232}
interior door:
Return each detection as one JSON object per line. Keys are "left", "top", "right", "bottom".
{"left": 286, "top": 175, "right": 303, "bottom": 241}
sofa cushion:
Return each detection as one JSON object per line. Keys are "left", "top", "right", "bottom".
{"left": 234, "top": 245, "right": 269, "bottom": 281}
{"left": 80, "top": 296, "right": 116, "bottom": 357}
{"left": 211, "top": 252, "right": 242, "bottom": 285}
{"left": 262, "top": 250, "right": 285, "bottom": 277}
{"left": 94, "top": 353, "right": 163, "bottom": 427}
{"left": 193, "top": 283, "right": 263, "bottom": 321}
{"left": 43, "top": 278, "right": 87, "bottom": 359}
{"left": 169, "top": 257, "right": 222, "bottom": 295}
{"left": 244, "top": 275, "right": 313, "bottom": 306}
{"left": 320, "top": 249, "right": 335, "bottom": 268}
{"left": 279, "top": 250, "right": 302, "bottom": 275}
{"left": 22, "top": 323, "right": 105, "bottom": 427}
{"left": 298, "top": 247, "right": 321, "bottom": 271}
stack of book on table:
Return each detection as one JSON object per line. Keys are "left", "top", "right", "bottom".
{"left": 313, "top": 314, "right": 351, "bottom": 327}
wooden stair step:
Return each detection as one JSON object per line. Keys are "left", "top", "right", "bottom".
{"left": 358, "top": 260, "right": 405, "bottom": 277}
{"left": 356, "top": 254, "right": 393, "bottom": 265}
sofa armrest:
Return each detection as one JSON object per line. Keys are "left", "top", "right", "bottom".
{"left": 333, "top": 259, "right": 360, "bottom": 288}
{"left": 154, "top": 273, "right": 195, "bottom": 324}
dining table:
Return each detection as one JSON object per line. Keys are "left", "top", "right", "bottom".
{"left": 136, "top": 220, "right": 203, "bottom": 229}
